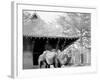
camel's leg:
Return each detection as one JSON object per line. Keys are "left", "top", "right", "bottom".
{"left": 57, "top": 59, "right": 62, "bottom": 68}
{"left": 39, "top": 61, "right": 43, "bottom": 68}
{"left": 47, "top": 64, "right": 50, "bottom": 68}
{"left": 53, "top": 57, "right": 57, "bottom": 68}
{"left": 44, "top": 60, "right": 48, "bottom": 68}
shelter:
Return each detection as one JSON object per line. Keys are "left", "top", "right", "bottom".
{"left": 23, "top": 12, "right": 79, "bottom": 66}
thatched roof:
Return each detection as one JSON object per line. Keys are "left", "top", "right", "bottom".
{"left": 23, "top": 13, "right": 80, "bottom": 38}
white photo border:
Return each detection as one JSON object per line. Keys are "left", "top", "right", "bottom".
{"left": 11, "top": 2, "right": 97, "bottom": 78}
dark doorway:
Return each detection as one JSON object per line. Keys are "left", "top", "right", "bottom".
{"left": 33, "top": 38, "right": 46, "bottom": 65}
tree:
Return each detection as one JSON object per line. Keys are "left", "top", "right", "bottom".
{"left": 57, "top": 13, "right": 80, "bottom": 37}
{"left": 57, "top": 12, "right": 91, "bottom": 49}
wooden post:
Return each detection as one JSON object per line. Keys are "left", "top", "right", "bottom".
{"left": 32, "top": 38, "right": 35, "bottom": 65}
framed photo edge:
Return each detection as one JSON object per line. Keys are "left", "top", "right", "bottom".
{"left": 11, "top": 1, "right": 97, "bottom": 78}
